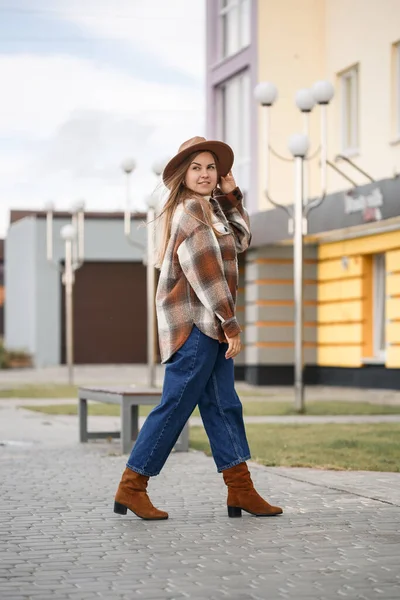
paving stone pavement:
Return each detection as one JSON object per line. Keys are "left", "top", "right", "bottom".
{"left": 1, "top": 401, "right": 400, "bottom": 600}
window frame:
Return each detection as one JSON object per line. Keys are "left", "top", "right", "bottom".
{"left": 373, "top": 253, "right": 386, "bottom": 362}
{"left": 394, "top": 42, "right": 400, "bottom": 140}
{"left": 218, "top": 0, "right": 251, "bottom": 60}
{"left": 340, "top": 65, "right": 359, "bottom": 155}
{"left": 216, "top": 70, "right": 251, "bottom": 197}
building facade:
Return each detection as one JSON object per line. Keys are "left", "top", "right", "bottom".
{"left": 5, "top": 211, "right": 154, "bottom": 367}
{"left": 206, "top": 0, "right": 400, "bottom": 388}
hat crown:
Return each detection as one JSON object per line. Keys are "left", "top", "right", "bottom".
{"left": 178, "top": 136, "right": 207, "bottom": 153}
{"left": 163, "top": 137, "right": 233, "bottom": 188}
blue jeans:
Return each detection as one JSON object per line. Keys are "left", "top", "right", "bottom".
{"left": 126, "top": 324, "right": 251, "bottom": 476}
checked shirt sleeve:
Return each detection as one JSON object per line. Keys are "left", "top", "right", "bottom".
{"left": 177, "top": 225, "right": 242, "bottom": 338}
{"left": 213, "top": 187, "right": 252, "bottom": 253}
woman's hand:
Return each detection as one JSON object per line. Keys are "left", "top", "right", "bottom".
{"left": 220, "top": 170, "right": 237, "bottom": 194}
{"left": 224, "top": 332, "right": 242, "bottom": 359}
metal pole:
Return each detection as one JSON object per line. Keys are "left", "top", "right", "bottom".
{"left": 320, "top": 104, "right": 327, "bottom": 194}
{"left": 64, "top": 239, "right": 74, "bottom": 386}
{"left": 71, "top": 213, "right": 78, "bottom": 265}
{"left": 124, "top": 173, "right": 131, "bottom": 236}
{"left": 264, "top": 105, "right": 271, "bottom": 193}
{"left": 77, "top": 209, "right": 85, "bottom": 263}
{"left": 147, "top": 207, "right": 156, "bottom": 388}
{"left": 294, "top": 156, "right": 304, "bottom": 412}
{"left": 46, "top": 211, "right": 53, "bottom": 261}
{"left": 303, "top": 112, "right": 310, "bottom": 206}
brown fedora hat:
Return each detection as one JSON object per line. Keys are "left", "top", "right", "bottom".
{"left": 162, "top": 136, "right": 234, "bottom": 187}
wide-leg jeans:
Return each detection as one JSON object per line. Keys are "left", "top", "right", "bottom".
{"left": 126, "top": 324, "right": 251, "bottom": 476}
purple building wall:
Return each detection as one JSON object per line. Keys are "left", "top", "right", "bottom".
{"left": 205, "top": 0, "right": 259, "bottom": 215}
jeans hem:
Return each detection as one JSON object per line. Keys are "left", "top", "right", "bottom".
{"left": 126, "top": 464, "right": 159, "bottom": 477}
{"left": 217, "top": 454, "right": 251, "bottom": 473}
{"left": 212, "top": 372, "right": 243, "bottom": 460}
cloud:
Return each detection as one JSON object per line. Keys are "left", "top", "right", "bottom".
{"left": 0, "top": 53, "right": 203, "bottom": 137}
{"left": 0, "top": 0, "right": 205, "bottom": 85}
{"left": 39, "top": 110, "right": 154, "bottom": 180}
{"left": 53, "top": 0, "right": 206, "bottom": 81}
{"left": 0, "top": 56, "right": 205, "bottom": 231}
{"left": 0, "top": 1, "right": 206, "bottom": 237}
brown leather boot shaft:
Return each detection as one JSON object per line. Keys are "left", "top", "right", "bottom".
{"left": 222, "top": 462, "right": 254, "bottom": 490}
{"left": 222, "top": 462, "right": 283, "bottom": 517}
{"left": 114, "top": 468, "right": 168, "bottom": 520}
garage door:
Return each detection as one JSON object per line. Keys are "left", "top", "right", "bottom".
{"left": 61, "top": 261, "right": 160, "bottom": 364}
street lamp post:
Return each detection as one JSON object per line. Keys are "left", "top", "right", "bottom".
{"left": 121, "top": 158, "right": 138, "bottom": 240}
{"left": 254, "top": 80, "right": 334, "bottom": 412}
{"left": 70, "top": 199, "right": 85, "bottom": 266}
{"left": 61, "top": 224, "right": 77, "bottom": 386}
{"left": 45, "top": 201, "right": 86, "bottom": 385}
{"left": 288, "top": 134, "right": 309, "bottom": 412}
{"left": 294, "top": 89, "right": 315, "bottom": 207}
{"left": 145, "top": 194, "right": 158, "bottom": 389}
{"left": 121, "top": 158, "right": 168, "bottom": 389}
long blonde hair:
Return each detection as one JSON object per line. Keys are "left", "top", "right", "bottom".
{"left": 152, "top": 151, "right": 225, "bottom": 270}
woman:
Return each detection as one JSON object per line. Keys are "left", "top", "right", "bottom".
{"left": 114, "top": 136, "right": 283, "bottom": 520}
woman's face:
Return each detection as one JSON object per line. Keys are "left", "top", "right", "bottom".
{"left": 184, "top": 151, "right": 218, "bottom": 196}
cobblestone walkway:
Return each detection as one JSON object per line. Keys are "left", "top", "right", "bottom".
{"left": 1, "top": 400, "right": 400, "bottom": 599}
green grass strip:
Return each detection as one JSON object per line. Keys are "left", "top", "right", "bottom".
{"left": 190, "top": 423, "right": 400, "bottom": 472}
{"left": 20, "top": 400, "right": 400, "bottom": 417}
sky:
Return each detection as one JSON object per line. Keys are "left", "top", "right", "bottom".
{"left": 0, "top": 0, "right": 206, "bottom": 237}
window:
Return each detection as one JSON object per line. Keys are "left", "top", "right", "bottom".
{"left": 392, "top": 42, "right": 400, "bottom": 139}
{"left": 217, "top": 70, "right": 251, "bottom": 195}
{"left": 373, "top": 254, "right": 386, "bottom": 361}
{"left": 340, "top": 65, "right": 359, "bottom": 153}
{"left": 219, "top": 0, "right": 251, "bottom": 59}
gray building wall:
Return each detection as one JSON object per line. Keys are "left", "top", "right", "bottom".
{"left": 6, "top": 216, "right": 146, "bottom": 367}
{"left": 5, "top": 217, "right": 37, "bottom": 357}
{"left": 245, "top": 244, "right": 318, "bottom": 366}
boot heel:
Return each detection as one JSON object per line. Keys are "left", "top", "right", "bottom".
{"left": 114, "top": 501, "right": 128, "bottom": 515}
{"left": 228, "top": 506, "right": 242, "bottom": 518}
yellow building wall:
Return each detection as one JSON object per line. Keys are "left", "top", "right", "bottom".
{"left": 256, "top": 0, "right": 325, "bottom": 212}
{"left": 386, "top": 248, "right": 400, "bottom": 367}
{"left": 325, "top": 0, "right": 400, "bottom": 191}
{"left": 318, "top": 231, "right": 400, "bottom": 368}
{"left": 256, "top": 0, "right": 400, "bottom": 212}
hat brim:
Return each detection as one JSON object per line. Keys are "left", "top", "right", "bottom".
{"left": 162, "top": 140, "right": 234, "bottom": 188}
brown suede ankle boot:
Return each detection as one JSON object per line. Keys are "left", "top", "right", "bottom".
{"left": 222, "top": 462, "right": 283, "bottom": 517}
{"left": 114, "top": 467, "right": 168, "bottom": 520}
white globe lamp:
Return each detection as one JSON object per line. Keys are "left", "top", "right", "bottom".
{"left": 288, "top": 133, "right": 310, "bottom": 158}
{"left": 295, "top": 88, "right": 315, "bottom": 112}
{"left": 254, "top": 82, "right": 278, "bottom": 106}
{"left": 145, "top": 195, "right": 158, "bottom": 210}
{"left": 60, "top": 224, "right": 77, "bottom": 241}
{"left": 312, "top": 80, "right": 335, "bottom": 105}
{"left": 121, "top": 158, "right": 136, "bottom": 174}
{"left": 44, "top": 200, "right": 55, "bottom": 212}
{"left": 72, "top": 199, "right": 85, "bottom": 212}
{"left": 152, "top": 158, "right": 169, "bottom": 177}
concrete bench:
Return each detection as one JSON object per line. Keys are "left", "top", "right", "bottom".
{"left": 78, "top": 386, "right": 189, "bottom": 455}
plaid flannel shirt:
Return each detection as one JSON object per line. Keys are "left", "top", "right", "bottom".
{"left": 155, "top": 187, "right": 252, "bottom": 364}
